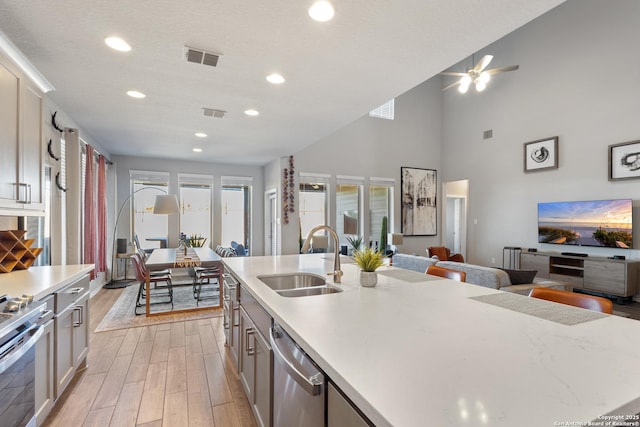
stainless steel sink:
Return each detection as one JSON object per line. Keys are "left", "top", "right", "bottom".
{"left": 257, "top": 272, "right": 327, "bottom": 290}
{"left": 277, "top": 287, "right": 343, "bottom": 297}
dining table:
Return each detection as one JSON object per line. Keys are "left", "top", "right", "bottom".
{"left": 144, "top": 247, "right": 224, "bottom": 316}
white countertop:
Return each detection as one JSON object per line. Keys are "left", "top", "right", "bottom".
{"left": 223, "top": 254, "right": 640, "bottom": 427}
{"left": 0, "top": 265, "right": 95, "bottom": 300}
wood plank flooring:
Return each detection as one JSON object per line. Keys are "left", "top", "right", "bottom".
{"left": 43, "top": 287, "right": 257, "bottom": 427}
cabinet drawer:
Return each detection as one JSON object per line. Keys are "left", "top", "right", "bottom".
{"left": 55, "top": 274, "right": 90, "bottom": 313}
{"left": 240, "top": 285, "right": 271, "bottom": 339}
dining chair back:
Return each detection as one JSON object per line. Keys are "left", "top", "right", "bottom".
{"left": 426, "top": 265, "right": 467, "bottom": 282}
{"left": 528, "top": 287, "right": 613, "bottom": 314}
{"left": 130, "top": 253, "right": 173, "bottom": 314}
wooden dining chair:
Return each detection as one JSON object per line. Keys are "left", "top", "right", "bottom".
{"left": 528, "top": 287, "right": 613, "bottom": 314}
{"left": 130, "top": 253, "right": 173, "bottom": 314}
{"left": 426, "top": 265, "right": 466, "bottom": 282}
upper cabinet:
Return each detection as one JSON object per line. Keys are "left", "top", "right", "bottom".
{"left": 0, "top": 52, "right": 44, "bottom": 213}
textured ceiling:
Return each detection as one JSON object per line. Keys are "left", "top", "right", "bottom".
{"left": 0, "top": 0, "right": 565, "bottom": 165}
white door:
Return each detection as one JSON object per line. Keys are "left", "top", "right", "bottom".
{"left": 443, "top": 180, "right": 468, "bottom": 260}
{"left": 265, "top": 190, "right": 277, "bottom": 255}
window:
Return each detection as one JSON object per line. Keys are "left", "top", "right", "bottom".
{"left": 221, "top": 176, "right": 252, "bottom": 254}
{"left": 299, "top": 174, "right": 330, "bottom": 241}
{"left": 179, "top": 174, "right": 213, "bottom": 247}
{"left": 369, "top": 177, "right": 395, "bottom": 252}
{"left": 130, "top": 171, "right": 170, "bottom": 251}
{"left": 336, "top": 176, "right": 363, "bottom": 247}
{"left": 369, "top": 99, "right": 395, "bottom": 120}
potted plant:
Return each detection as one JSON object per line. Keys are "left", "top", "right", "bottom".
{"left": 353, "top": 247, "right": 384, "bottom": 287}
{"left": 346, "top": 235, "right": 363, "bottom": 255}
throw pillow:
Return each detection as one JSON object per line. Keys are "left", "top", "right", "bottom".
{"left": 500, "top": 268, "right": 537, "bottom": 285}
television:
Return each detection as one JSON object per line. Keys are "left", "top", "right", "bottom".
{"left": 537, "top": 199, "right": 633, "bottom": 249}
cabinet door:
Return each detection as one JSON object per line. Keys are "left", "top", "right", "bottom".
{"left": 328, "top": 382, "right": 372, "bottom": 427}
{"left": 35, "top": 319, "right": 55, "bottom": 425}
{"left": 0, "top": 61, "right": 19, "bottom": 204}
{"left": 230, "top": 303, "right": 241, "bottom": 369}
{"left": 239, "top": 307, "right": 255, "bottom": 400}
{"left": 253, "top": 328, "right": 272, "bottom": 427}
{"left": 19, "top": 83, "right": 44, "bottom": 209}
{"left": 584, "top": 260, "right": 626, "bottom": 295}
{"left": 520, "top": 253, "right": 549, "bottom": 278}
{"left": 73, "top": 292, "right": 90, "bottom": 367}
{"left": 55, "top": 304, "right": 75, "bottom": 398}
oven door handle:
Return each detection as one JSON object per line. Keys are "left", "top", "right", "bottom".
{"left": 0, "top": 324, "right": 43, "bottom": 374}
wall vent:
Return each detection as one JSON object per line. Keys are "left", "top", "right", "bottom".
{"left": 185, "top": 46, "right": 221, "bottom": 67}
{"left": 202, "top": 108, "right": 227, "bottom": 118}
{"left": 483, "top": 129, "right": 493, "bottom": 139}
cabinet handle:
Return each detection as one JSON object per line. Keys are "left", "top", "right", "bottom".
{"left": 27, "top": 184, "right": 32, "bottom": 204}
{"left": 16, "top": 183, "right": 28, "bottom": 203}
{"left": 73, "top": 306, "right": 82, "bottom": 327}
{"left": 68, "top": 287, "right": 84, "bottom": 294}
{"left": 245, "top": 328, "right": 255, "bottom": 356}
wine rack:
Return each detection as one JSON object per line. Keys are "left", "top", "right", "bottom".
{"left": 0, "top": 230, "right": 43, "bottom": 273}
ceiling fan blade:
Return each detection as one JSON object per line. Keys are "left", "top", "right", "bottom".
{"left": 440, "top": 72, "right": 468, "bottom": 77}
{"left": 442, "top": 80, "right": 460, "bottom": 91}
{"left": 473, "top": 55, "right": 493, "bottom": 72}
{"left": 485, "top": 64, "right": 520, "bottom": 75}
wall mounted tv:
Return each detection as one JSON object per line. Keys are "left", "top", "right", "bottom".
{"left": 538, "top": 199, "right": 633, "bottom": 249}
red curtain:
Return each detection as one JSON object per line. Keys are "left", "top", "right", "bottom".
{"left": 96, "top": 155, "right": 107, "bottom": 273}
{"left": 83, "top": 145, "right": 95, "bottom": 273}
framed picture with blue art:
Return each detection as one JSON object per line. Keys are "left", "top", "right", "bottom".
{"left": 401, "top": 167, "right": 437, "bottom": 236}
{"left": 524, "top": 136, "right": 558, "bottom": 173}
{"left": 609, "top": 139, "right": 640, "bottom": 181}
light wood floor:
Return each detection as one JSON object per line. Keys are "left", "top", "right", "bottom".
{"left": 43, "top": 287, "right": 258, "bottom": 427}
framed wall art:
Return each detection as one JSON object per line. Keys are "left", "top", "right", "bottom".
{"left": 524, "top": 136, "right": 558, "bottom": 173}
{"left": 401, "top": 167, "right": 437, "bottom": 236}
{"left": 609, "top": 139, "right": 640, "bottom": 181}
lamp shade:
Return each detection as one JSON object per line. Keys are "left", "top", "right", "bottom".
{"left": 388, "top": 233, "right": 403, "bottom": 245}
{"left": 153, "top": 194, "right": 179, "bottom": 214}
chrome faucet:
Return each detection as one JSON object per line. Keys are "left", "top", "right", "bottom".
{"left": 301, "top": 225, "right": 343, "bottom": 283}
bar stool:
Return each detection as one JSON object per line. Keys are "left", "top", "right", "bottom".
{"left": 193, "top": 266, "right": 221, "bottom": 306}
{"left": 131, "top": 253, "right": 173, "bottom": 314}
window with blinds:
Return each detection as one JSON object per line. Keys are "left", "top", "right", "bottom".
{"left": 221, "top": 176, "right": 252, "bottom": 253}
{"left": 130, "top": 170, "right": 170, "bottom": 250}
{"left": 299, "top": 173, "right": 330, "bottom": 241}
{"left": 369, "top": 177, "right": 395, "bottom": 252}
{"left": 178, "top": 174, "right": 213, "bottom": 248}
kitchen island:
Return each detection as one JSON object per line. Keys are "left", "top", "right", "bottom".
{"left": 0, "top": 264, "right": 95, "bottom": 299}
{"left": 223, "top": 253, "right": 640, "bottom": 427}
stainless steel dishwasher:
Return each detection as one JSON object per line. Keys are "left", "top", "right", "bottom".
{"left": 270, "top": 322, "right": 325, "bottom": 427}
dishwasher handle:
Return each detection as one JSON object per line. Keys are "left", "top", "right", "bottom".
{"left": 270, "top": 326, "right": 323, "bottom": 396}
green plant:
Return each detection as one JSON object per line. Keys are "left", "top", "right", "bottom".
{"left": 380, "top": 216, "right": 388, "bottom": 252}
{"left": 187, "top": 234, "right": 207, "bottom": 247}
{"left": 353, "top": 247, "right": 384, "bottom": 272}
{"left": 346, "top": 235, "right": 363, "bottom": 252}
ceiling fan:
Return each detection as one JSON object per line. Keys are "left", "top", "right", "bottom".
{"left": 441, "top": 55, "right": 519, "bottom": 93}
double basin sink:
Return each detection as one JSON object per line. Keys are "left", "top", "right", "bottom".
{"left": 257, "top": 272, "right": 342, "bottom": 297}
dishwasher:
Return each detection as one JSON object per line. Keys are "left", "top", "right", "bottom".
{"left": 270, "top": 322, "right": 325, "bottom": 427}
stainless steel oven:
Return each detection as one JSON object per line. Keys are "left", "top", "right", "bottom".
{"left": 0, "top": 296, "right": 45, "bottom": 427}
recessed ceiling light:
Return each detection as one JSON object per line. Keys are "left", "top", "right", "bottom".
{"left": 195, "top": 132, "right": 207, "bottom": 138}
{"left": 126, "top": 90, "right": 146, "bottom": 99}
{"left": 308, "top": 1, "right": 335, "bottom": 22}
{"left": 266, "top": 73, "right": 285, "bottom": 84}
{"left": 193, "top": 148, "right": 203, "bottom": 153}
{"left": 244, "top": 109, "right": 259, "bottom": 116}
{"left": 105, "top": 36, "right": 131, "bottom": 52}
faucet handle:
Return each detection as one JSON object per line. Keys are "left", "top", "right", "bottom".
{"left": 328, "top": 270, "right": 343, "bottom": 283}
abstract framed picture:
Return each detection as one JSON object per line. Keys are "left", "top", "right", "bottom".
{"left": 524, "top": 136, "right": 558, "bottom": 173}
{"left": 609, "top": 139, "right": 640, "bottom": 181}
{"left": 401, "top": 167, "right": 437, "bottom": 236}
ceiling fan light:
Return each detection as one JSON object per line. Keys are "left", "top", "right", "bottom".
{"left": 460, "top": 75, "right": 472, "bottom": 86}
{"left": 475, "top": 82, "right": 487, "bottom": 92}
{"left": 458, "top": 83, "right": 469, "bottom": 94}
{"left": 478, "top": 71, "right": 491, "bottom": 85}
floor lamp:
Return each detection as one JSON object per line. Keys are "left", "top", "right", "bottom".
{"left": 104, "top": 188, "right": 180, "bottom": 288}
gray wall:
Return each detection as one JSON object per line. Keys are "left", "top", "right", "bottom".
{"left": 442, "top": 0, "right": 640, "bottom": 265}
{"left": 281, "top": 76, "right": 444, "bottom": 255}
{"left": 112, "top": 155, "right": 265, "bottom": 255}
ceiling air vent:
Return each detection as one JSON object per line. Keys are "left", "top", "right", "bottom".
{"left": 202, "top": 108, "right": 227, "bottom": 118}
{"left": 185, "top": 46, "right": 221, "bottom": 67}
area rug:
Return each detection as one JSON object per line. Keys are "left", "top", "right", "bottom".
{"left": 95, "top": 284, "right": 223, "bottom": 332}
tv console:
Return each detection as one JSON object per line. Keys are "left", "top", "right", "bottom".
{"left": 560, "top": 252, "right": 588, "bottom": 257}
{"left": 521, "top": 251, "right": 639, "bottom": 298}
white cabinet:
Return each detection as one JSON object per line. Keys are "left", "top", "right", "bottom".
{"left": 0, "top": 51, "right": 44, "bottom": 212}
{"left": 239, "top": 305, "right": 272, "bottom": 427}
{"left": 328, "top": 382, "right": 372, "bottom": 427}
{"left": 54, "top": 274, "right": 90, "bottom": 398}
{"left": 35, "top": 317, "right": 54, "bottom": 425}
